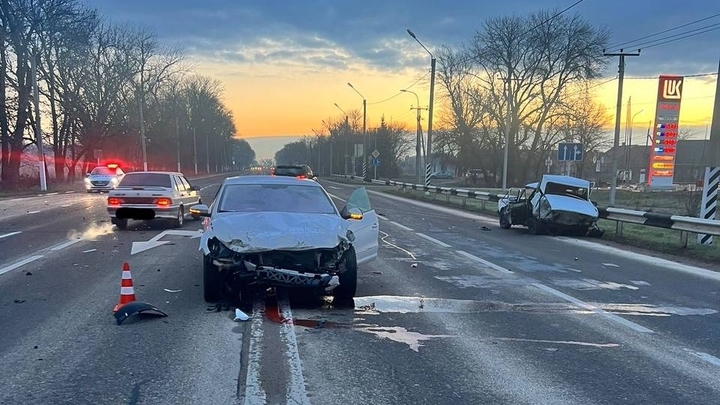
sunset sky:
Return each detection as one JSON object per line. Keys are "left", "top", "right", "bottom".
{"left": 80, "top": 0, "right": 720, "bottom": 158}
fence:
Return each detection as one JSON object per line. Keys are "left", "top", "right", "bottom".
{"left": 331, "top": 174, "right": 720, "bottom": 247}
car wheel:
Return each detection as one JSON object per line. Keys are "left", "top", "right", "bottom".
{"left": 171, "top": 206, "right": 184, "bottom": 228}
{"left": 86, "top": 190, "right": 93, "bottom": 194}
{"left": 203, "top": 255, "right": 223, "bottom": 303}
{"left": 499, "top": 208, "right": 512, "bottom": 229}
{"left": 112, "top": 218, "right": 128, "bottom": 230}
{"left": 527, "top": 218, "right": 541, "bottom": 235}
{"left": 334, "top": 246, "right": 357, "bottom": 300}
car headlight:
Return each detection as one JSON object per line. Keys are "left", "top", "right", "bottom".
{"left": 84, "top": 178, "right": 91, "bottom": 184}
{"left": 111, "top": 178, "right": 118, "bottom": 184}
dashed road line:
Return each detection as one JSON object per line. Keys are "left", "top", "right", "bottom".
{"left": 50, "top": 239, "right": 82, "bottom": 251}
{"left": 416, "top": 232, "right": 452, "bottom": 248}
{"left": 0, "top": 231, "right": 21, "bottom": 240}
{"left": 685, "top": 349, "right": 720, "bottom": 368}
{"left": 532, "top": 283, "right": 654, "bottom": 334}
{"left": 0, "top": 255, "right": 44, "bottom": 277}
{"left": 27, "top": 210, "right": 41, "bottom": 214}
{"left": 388, "top": 220, "right": 413, "bottom": 232}
{"left": 456, "top": 250, "right": 514, "bottom": 275}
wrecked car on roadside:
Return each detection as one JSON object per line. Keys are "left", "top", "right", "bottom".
{"left": 192, "top": 175, "right": 379, "bottom": 303}
{"left": 497, "top": 175, "right": 604, "bottom": 237}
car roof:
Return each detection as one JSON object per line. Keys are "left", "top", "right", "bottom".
{"left": 541, "top": 175, "right": 590, "bottom": 188}
{"left": 222, "top": 175, "right": 320, "bottom": 186}
{"left": 124, "top": 171, "right": 183, "bottom": 176}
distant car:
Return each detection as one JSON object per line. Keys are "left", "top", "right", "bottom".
{"left": 464, "top": 168, "right": 483, "bottom": 185}
{"left": 85, "top": 164, "right": 125, "bottom": 193}
{"left": 497, "top": 175, "right": 604, "bottom": 237}
{"left": 106, "top": 171, "right": 202, "bottom": 230}
{"left": 273, "top": 164, "right": 317, "bottom": 180}
{"left": 192, "top": 175, "right": 379, "bottom": 302}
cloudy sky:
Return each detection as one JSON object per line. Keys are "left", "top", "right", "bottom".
{"left": 80, "top": 0, "right": 720, "bottom": 158}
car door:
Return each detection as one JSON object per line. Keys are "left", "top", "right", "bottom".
{"left": 172, "top": 175, "right": 188, "bottom": 205}
{"left": 180, "top": 176, "right": 199, "bottom": 204}
{"left": 345, "top": 187, "right": 379, "bottom": 265}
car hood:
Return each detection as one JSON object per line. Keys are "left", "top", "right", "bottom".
{"left": 200, "top": 212, "right": 349, "bottom": 254}
{"left": 543, "top": 195, "right": 598, "bottom": 218}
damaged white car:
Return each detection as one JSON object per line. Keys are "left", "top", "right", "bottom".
{"left": 192, "top": 175, "right": 379, "bottom": 302}
{"left": 498, "top": 175, "right": 604, "bottom": 237}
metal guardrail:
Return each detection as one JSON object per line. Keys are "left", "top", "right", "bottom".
{"left": 331, "top": 174, "right": 720, "bottom": 245}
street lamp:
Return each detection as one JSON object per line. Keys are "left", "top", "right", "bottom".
{"left": 407, "top": 29, "right": 436, "bottom": 186}
{"left": 347, "top": 83, "right": 367, "bottom": 179}
{"left": 334, "top": 103, "right": 350, "bottom": 176}
{"left": 625, "top": 108, "right": 644, "bottom": 183}
{"left": 401, "top": 89, "right": 424, "bottom": 185}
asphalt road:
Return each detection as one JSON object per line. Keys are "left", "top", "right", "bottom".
{"left": 1, "top": 174, "right": 720, "bottom": 404}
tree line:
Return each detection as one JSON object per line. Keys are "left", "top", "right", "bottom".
{"left": 0, "top": 0, "right": 254, "bottom": 190}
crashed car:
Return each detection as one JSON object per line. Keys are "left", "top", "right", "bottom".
{"left": 192, "top": 175, "right": 379, "bottom": 302}
{"left": 497, "top": 175, "right": 604, "bottom": 237}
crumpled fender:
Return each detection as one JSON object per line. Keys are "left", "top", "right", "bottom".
{"left": 114, "top": 301, "right": 168, "bottom": 325}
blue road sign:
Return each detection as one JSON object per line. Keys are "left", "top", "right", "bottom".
{"left": 371, "top": 158, "right": 380, "bottom": 166}
{"left": 557, "top": 143, "right": 584, "bottom": 161}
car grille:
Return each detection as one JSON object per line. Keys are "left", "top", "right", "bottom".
{"left": 91, "top": 181, "right": 109, "bottom": 186}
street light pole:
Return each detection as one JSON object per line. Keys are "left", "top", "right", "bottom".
{"left": 401, "top": 89, "right": 423, "bottom": 185}
{"left": 626, "top": 108, "right": 644, "bottom": 183}
{"left": 176, "top": 116, "right": 181, "bottom": 172}
{"left": 334, "top": 103, "right": 349, "bottom": 176}
{"left": 347, "top": 83, "right": 367, "bottom": 179}
{"left": 206, "top": 132, "right": 210, "bottom": 174}
{"left": 407, "top": 29, "right": 435, "bottom": 186}
{"left": 30, "top": 42, "right": 47, "bottom": 191}
{"left": 193, "top": 127, "right": 198, "bottom": 174}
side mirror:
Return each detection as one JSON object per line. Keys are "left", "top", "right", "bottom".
{"left": 190, "top": 185, "right": 201, "bottom": 191}
{"left": 341, "top": 207, "right": 363, "bottom": 220}
{"left": 189, "top": 204, "right": 211, "bottom": 217}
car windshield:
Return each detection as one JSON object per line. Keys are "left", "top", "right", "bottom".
{"left": 274, "top": 166, "right": 305, "bottom": 176}
{"left": 544, "top": 182, "right": 589, "bottom": 200}
{"left": 90, "top": 167, "right": 114, "bottom": 176}
{"left": 118, "top": 173, "right": 172, "bottom": 188}
{"left": 218, "top": 184, "right": 335, "bottom": 214}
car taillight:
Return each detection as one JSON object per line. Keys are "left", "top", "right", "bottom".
{"left": 296, "top": 175, "right": 306, "bottom": 179}
{"left": 108, "top": 197, "right": 122, "bottom": 206}
{"left": 155, "top": 198, "right": 172, "bottom": 206}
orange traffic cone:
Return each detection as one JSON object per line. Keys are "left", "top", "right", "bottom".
{"left": 113, "top": 262, "right": 137, "bottom": 312}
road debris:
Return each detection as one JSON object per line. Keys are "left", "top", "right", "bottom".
{"left": 25, "top": 271, "right": 32, "bottom": 276}
{"left": 411, "top": 263, "right": 418, "bottom": 268}
{"left": 481, "top": 226, "right": 491, "bottom": 231}
{"left": 14, "top": 299, "right": 25, "bottom": 304}
{"left": 234, "top": 308, "right": 250, "bottom": 322}
{"left": 82, "top": 249, "right": 97, "bottom": 253}
{"left": 114, "top": 301, "right": 168, "bottom": 325}
{"left": 163, "top": 288, "right": 182, "bottom": 293}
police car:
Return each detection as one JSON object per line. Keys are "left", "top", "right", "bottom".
{"left": 85, "top": 163, "right": 125, "bottom": 193}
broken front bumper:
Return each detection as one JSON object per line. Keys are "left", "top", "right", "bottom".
{"left": 215, "top": 259, "right": 340, "bottom": 290}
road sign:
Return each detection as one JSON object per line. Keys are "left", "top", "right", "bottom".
{"left": 354, "top": 144, "right": 364, "bottom": 157}
{"left": 93, "top": 149, "right": 103, "bottom": 160}
{"left": 372, "top": 149, "right": 380, "bottom": 158}
{"left": 557, "top": 143, "right": 584, "bottom": 161}
{"left": 371, "top": 158, "right": 380, "bottom": 167}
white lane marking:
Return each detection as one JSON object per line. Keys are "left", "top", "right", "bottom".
{"left": 380, "top": 231, "right": 417, "bottom": 260}
{"left": 65, "top": 191, "right": 75, "bottom": 194}
{"left": 0, "top": 231, "right": 21, "bottom": 239}
{"left": 327, "top": 192, "right": 346, "bottom": 202}
{"left": 388, "top": 220, "right": 413, "bottom": 232}
{"left": 416, "top": 232, "right": 452, "bottom": 248}
{"left": 50, "top": 239, "right": 83, "bottom": 251}
{"left": 602, "top": 263, "right": 620, "bottom": 268}
{"left": 456, "top": 250, "right": 514, "bottom": 275}
{"left": 244, "top": 299, "right": 267, "bottom": 405}
{"left": 532, "top": 283, "right": 654, "bottom": 334}
{"left": 377, "top": 215, "right": 389, "bottom": 221}
{"left": 200, "top": 184, "right": 218, "bottom": 191}
{"left": 560, "top": 237, "right": 720, "bottom": 282}
{"left": 366, "top": 189, "right": 497, "bottom": 225}
{"left": 60, "top": 204, "right": 72, "bottom": 208}
{"left": 685, "top": 349, "right": 720, "bottom": 368}
{"left": 0, "top": 255, "right": 44, "bottom": 277}
{"left": 27, "top": 210, "right": 41, "bottom": 214}
{"left": 278, "top": 294, "right": 311, "bottom": 405}
{"left": 46, "top": 192, "right": 58, "bottom": 196}
{"left": 82, "top": 249, "right": 97, "bottom": 253}
{"left": 328, "top": 186, "right": 341, "bottom": 190}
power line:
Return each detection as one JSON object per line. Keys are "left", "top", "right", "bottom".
{"left": 367, "top": 70, "right": 430, "bottom": 105}
{"left": 625, "top": 72, "right": 718, "bottom": 80}
{"left": 607, "top": 12, "right": 720, "bottom": 51}
{"left": 642, "top": 25, "right": 720, "bottom": 50}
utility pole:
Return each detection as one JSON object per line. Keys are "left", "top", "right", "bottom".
{"left": 176, "top": 116, "right": 181, "bottom": 172}
{"left": 31, "top": 43, "right": 47, "bottom": 191}
{"left": 345, "top": 115, "right": 349, "bottom": 175}
{"left": 698, "top": 59, "right": 720, "bottom": 245}
{"left": 427, "top": 57, "right": 436, "bottom": 187}
{"left": 362, "top": 98, "right": 367, "bottom": 179}
{"left": 206, "top": 132, "right": 210, "bottom": 174}
{"left": 604, "top": 48, "right": 640, "bottom": 206}
{"left": 193, "top": 127, "right": 198, "bottom": 174}
{"left": 401, "top": 89, "right": 426, "bottom": 185}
